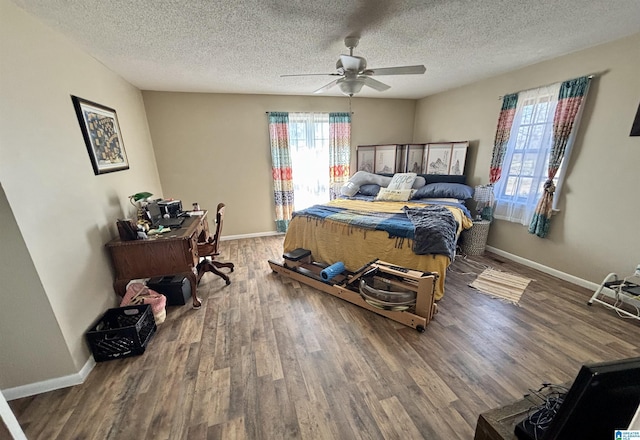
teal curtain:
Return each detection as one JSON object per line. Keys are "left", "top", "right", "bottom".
{"left": 268, "top": 112, "right": 293, "bottom": 232}
{"left": 490, "top": 93, "right": 518, "bottom": 184}
{"left": 529, "top": 76, "right": 590, "bottom": 238}
{"left": 328, "top": 112, "right": 351, "bottom": 199}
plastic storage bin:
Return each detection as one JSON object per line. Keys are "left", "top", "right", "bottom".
{"left": 147, "top": 275, "right": 191, "bottom": 306}
{"left": 85, "top": 304, "right": 156, "bottom": 362}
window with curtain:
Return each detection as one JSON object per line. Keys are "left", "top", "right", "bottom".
{"left": 288, "top": 113, "right": 330, "bottom": 210}
{"left": 489, "top": 76, "right": 590, "bottom": 236}
{"left": 494, "top": 85, "right": 562, "bottom": 225}
{"left": 268, "top": 112, "right": 351, "bottom": 232}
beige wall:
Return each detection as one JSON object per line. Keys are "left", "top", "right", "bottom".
{"left": 0, "top": 0, "right": 162, "bottom": 389}
{"left": 414, "top": 33, "right": 640, "bottom": 286}
{"left": 142, "top": 92, "right": 416, "bottom": 236}
{"left": 0, "top": 185, "right": 75, "bottom": 386}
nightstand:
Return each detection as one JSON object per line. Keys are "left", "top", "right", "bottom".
{"left": 460, "top": 220, "right": 491, "bottom": 256}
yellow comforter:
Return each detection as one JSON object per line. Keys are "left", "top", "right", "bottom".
{"left": 283, "top": 199, "right": 472, "bottom": 300}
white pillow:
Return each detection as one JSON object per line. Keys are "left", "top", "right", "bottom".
{"left": 387, "top": 173, "right": 417, "bottom": 190}
{"left": 375, "top": 188, "right": 412, "bottom": 202}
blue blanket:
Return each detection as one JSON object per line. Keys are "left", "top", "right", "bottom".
{"left": 403, "top": 206, "right": 458, "bottom": 258}
{"left": 293, "top": 203, "right": 459, "bottom": 257}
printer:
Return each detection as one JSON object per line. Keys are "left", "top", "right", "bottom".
{"left": 157, "top": 199, "right": 182, "bottom": 218}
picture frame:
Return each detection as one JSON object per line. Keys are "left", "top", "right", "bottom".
{"left": 424, "top": 143, "right": 451, "bottom": 174}
{"left": 374, "top": 145, "right": 397, "bottom": 174}
{"left": 406, "top": 144, "right": 425, "bottom": 173}
{"left": 71, "top": 95, "right": 129, "bottom": 175}
{"left": 631, "top": 102, "right": 640, "bottom": 136}
{"left": 449, "top": 141, "right": 469, "bottom": 175}
{"left": 356, "top": 146, "right": 376, "bottom": 173}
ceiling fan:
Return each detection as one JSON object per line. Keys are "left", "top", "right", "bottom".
{"left": 281, "top": 37, "right": 426, "bottom": 96}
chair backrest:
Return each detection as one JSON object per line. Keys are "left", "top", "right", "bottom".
{"left": 211, "top": 202, "right": 226, "bottom": 255}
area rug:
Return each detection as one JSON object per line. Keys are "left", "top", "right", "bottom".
{"left": 469, "top": 268, "right": 533, "bottom": 305}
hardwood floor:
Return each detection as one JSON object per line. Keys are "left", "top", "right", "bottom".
{"left": 9, "top": 235, "right": 640, "bottom": 439}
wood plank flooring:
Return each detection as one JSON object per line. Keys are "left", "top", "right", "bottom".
{"left": 9, "top": 235, "right": 640, "bottom": 439}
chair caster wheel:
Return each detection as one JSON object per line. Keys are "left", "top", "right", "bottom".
{"left": 225, "top": 280, "right": 231, "bottom": 285}
{"left": 416, "top": 325, "right": 425, "bottom": 333}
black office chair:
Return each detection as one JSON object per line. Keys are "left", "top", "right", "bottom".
{"left": 196, "top": 203, "right": 234, "bottom": 285}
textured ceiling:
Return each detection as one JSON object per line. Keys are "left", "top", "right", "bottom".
{"left": 10, "top": 0, "right": 640, "bottom": 99}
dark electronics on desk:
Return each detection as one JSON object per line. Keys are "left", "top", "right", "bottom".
{"left": 146, "top": 199, "right": 185, "bottom": 228}
{"left": 515, "top": 356, "right": 640, "bottom": 440}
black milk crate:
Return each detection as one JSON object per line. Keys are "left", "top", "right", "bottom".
{"left": 86, "top": 304, "right": 156, "bottom": 362}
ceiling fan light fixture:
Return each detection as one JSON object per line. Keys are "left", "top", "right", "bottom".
{"left": 338, "top": 77, "right": 365, "bottom": 96}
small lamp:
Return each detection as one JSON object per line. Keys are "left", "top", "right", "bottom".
{"left": 128, "top": 192, "right": 153, "bottom": 225}
{"left": 129, "top": 191, "right": 153, "bottom": 206}
{"left": 473, "top": 185, "right": 495, "bottom": 221}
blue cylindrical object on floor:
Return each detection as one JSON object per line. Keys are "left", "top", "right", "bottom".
{"left": 320, "top": 261, "right": 345, "bottom": 280}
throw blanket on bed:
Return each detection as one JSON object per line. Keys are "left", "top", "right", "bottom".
{"left": 403, "top": 206, "right": 458, "bottom": 259}
{"left": 293, "top": 202, "right": 459, "bottom": 257}
{"left": 295, "top": 204, "right": 410, "bottom": 237}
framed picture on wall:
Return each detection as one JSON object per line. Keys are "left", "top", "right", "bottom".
{"left": 631, "top": 102, "right": 640, "bottom": 136}
{"left": 406, "top": 144, "right": 425, "bottom": 173}
{"left": 374, "top": 145, "right": 397, "bottom": 174}
{"left": 71, "top": 95, "right": 129, "bottom": 175}
{"left": 449, "top": 141, "right": 469, "bottom": 175}
{"left": 356, "top": 146, "right": 376, "bottom": 173}
{"left": 424, "top": 143, "right": 451, "bottom": 174}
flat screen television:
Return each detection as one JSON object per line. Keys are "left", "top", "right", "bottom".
{"left": 516, "top": 356, "right": 640, "bottom": 439}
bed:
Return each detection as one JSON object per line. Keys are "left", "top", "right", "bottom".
{"left": 282, "top": 173, "right": 474, "bottom": 300}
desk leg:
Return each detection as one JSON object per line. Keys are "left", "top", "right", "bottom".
{"left": 113, "top": 279, "right": 129, "bottom": 298}
{"left": 185, "top": 269, "right": 201, "bottom": 309}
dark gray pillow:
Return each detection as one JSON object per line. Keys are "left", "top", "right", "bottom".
{"left": 411, "top": 182, "right": 474, "bottom": 200}
{"left": 358, "top": 184, "right": 381, "bottom": 196}
{"left": 419, "top": 174, "right": 467, "bottom": 185}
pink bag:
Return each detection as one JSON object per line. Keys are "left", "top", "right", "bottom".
{"left": 121, "top": 282, "right": 167, "bottom": 324}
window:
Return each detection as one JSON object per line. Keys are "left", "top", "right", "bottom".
{"left": 494, "top": 84, "right": 565, "bottom": 225}
{"left": 288, "top": 113, "right": 330, "bottom": 210}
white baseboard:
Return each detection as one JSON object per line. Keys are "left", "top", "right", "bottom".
{"left": 2, "top": 356, "right": 95, "bottom": 401}
{"left": 1, "top": 390, "right": 27, "bottom": 439}
{"left": 221, "top": 231, "right": 284, "bottom": 241}
{"left": 485, "top": 245, "right": 599, "bottom": 291}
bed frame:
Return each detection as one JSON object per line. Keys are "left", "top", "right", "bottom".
{"left": 268, "top": 249, "right": 437, "bottom": 332}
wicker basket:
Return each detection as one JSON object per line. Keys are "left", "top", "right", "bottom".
{"left": 460, "top": 220, "right": 491, "bottom": 255}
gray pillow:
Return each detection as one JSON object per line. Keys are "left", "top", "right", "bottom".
{"left": 411, "top": 182, "right": 474, "bottom": 200}
{"left": 341, "top": 171, "right": 393, "bottom": 196}
{"left": 358, "top": 184, "right": 381, "bottom": 196}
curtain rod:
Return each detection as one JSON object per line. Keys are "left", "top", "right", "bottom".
{"left": 497, "top": 71, "right": 603, "bottom": 100}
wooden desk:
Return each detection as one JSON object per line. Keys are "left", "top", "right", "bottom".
{"left": 105, "top": 212, "right": 209, "bottom": 308}
{"left": 475, "top": 384, "right": 570, "bottom": 440}
{"left": 474, "top": 395, "right": 537, "bottom": 440}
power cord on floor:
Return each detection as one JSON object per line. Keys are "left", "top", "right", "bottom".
{"left": 448, "top": 250, "right": 492, "bottom": 275}
{"left": 519, "top": 383, "right": 569, "bottom": 440}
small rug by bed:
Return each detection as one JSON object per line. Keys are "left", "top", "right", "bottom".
{"left": 470, "top": 268, "right": 532, "bottom": 304}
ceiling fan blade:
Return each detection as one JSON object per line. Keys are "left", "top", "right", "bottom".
{"left": 280, "top": 73, "right": 341, "bottom": 77}
{"left": 313, "top": 79, "right": 340, "bottom": 94}
{"left": 365, "top": 65, "right": 426, "bottom": 76}
{"left": 339, "top": 55, "right": 366, "bottom": 72}
{"left": 361, "top": 77, "right": 390, "bottom": 92}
